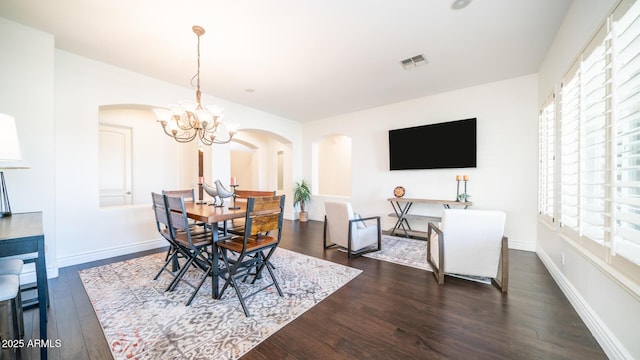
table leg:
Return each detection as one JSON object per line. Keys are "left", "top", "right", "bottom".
{"left": 211, "top": 223, "right": 219, "bottom": 299}
{"left": 390, "top": 201, "right": 413, "bottom": 237}
{"left": 36, "top": 237, "right": 47, "bottom": 360}
{"left": 389, "top": 201, "right": 404, "bottom": 235}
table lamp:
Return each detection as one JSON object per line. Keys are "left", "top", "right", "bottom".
{"left": 0, "top": 114, "right": 26, "bottom": 217}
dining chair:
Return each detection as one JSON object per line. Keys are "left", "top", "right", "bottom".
{"left": 217, "top": 195, "right": 285, "bottom": 316}
{"left": 151, "top": 192, "right": 191, "bottom": 288}
{"left": 162, "top": 189, "right": 196, "bottom": 202}
{"left": 227, "top": 190, "right": 277, "bottom": 236}
{"left": 164, "top": 194, "right": 215, "bottom": 305}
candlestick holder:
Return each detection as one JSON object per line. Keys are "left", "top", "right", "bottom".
{"left": 464, "top": 180, "right": 467, "bottom": 202}
{"left": 197, "top": 177, "right": 206, "bottom": 204}
{"left": 455, "top": 179, "right": 460, "bottom": 201}
{"left": 229, "top": 184, "right": 240, "bottom": 210}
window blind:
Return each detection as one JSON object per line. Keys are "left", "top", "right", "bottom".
{"left": 560, "top": 72, "right": 581, "bottom": 234}
{"left": 539, "top": 99, "right": 555, "bottom": 221}
{"left": 580, "top": 30, "right": 612, "bottom": 246}
{"left": 612, "top": 0, "right": 640, "bottom": 264}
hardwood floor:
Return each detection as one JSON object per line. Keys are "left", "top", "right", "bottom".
{"left": 14, "top": 219, "right": 606, "bottom": 359}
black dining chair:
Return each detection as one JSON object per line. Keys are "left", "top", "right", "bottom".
{"left": 217, "top": 195, "right": 285, "bottom": 316}
{"left": 164, "top": 194, "right": 215, "bottom": 305}
{"left": 151, "top": 192, "right": 192, "bottom": 288}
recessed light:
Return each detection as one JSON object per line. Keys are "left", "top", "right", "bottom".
{"left": 245, "top": 88, "right": 255, "bottom": 93}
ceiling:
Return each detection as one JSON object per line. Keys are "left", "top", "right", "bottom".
{"left": 0, "top": 0, "right": 572, "bottom": 122}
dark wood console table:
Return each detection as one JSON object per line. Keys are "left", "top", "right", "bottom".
{"left": 0, "top": 212, "right": 48, "bottom": 359}
{"left": 388, "top": 198, "right": 472, "bottom": 238}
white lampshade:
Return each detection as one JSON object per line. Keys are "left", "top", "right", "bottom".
{"left": 0, "top": 113, "right": 21, "bottom": 162}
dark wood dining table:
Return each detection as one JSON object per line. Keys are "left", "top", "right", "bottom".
{"left": 183, "top": 202, "right": 246, "bottom": 299}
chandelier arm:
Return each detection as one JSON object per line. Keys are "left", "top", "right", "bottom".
{"left": 174, "top": 129, "right": 198, "bottom": 143}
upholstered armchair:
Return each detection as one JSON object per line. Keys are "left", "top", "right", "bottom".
{"left": 427, "top": 209, "right": 508, "bottom": 292}
{"left": 323, "top": 201, "right": 381, "bottom": 259}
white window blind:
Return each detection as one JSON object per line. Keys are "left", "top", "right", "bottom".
{"left": 612, "top": 0, "right": 640, "bottom": 264}
{"left": 539, "top": 99, "right": 555, "bottom": 221}
{"left": 560, "top": 72, "right": 581, "bottom": 234}
{"left": 580, "top": 30, "right": 612, "bottom": 246}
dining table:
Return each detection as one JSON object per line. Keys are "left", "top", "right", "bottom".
{"left": 183, "top": 201, "right": 247, "bottom": 299}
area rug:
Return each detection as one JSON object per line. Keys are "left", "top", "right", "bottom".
{"left": 363, "top": 234, "right": 432, "bottom": 271}
{"left": 79, "top": 248, "right": 362, "bottom": 359}
{"left": 362, "top": 235, "right": 491, "bottom": 284}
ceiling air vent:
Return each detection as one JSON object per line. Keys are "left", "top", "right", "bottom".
{"left": 400, "top": 54, "right": 427, "bottom": 70}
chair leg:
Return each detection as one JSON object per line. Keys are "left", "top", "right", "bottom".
{"left": 11, "top": 297, "right": 23, "bottom": 342}
{"left": 426, "top": 223, "right": 445, "bottom": 284}
{"left": 491, "top": 236, "right": 509, "bottom": 293}
{"left": 166, "top": 254, "right": 196, "bottom": 292}
{"left": 252, "top": 249, "right": 283, "bottom": 297}
{"left": 154, "top": 246, "right": 181, "bottom": 280}
{"left": 15, "top": 290, "right": 23, "bottom": 339}
{"left": 219, "top": 249, "right": 251, "bottom": 317}
{"left": 185, "top": 261, "right": 211, "bottom": 306}
{"left": 323, "top": 216, "right": 328, "bottom": 248}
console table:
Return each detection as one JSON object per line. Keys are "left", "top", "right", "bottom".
{"left": 387, "top": 198, "right": 472, "bottom": 238}
{"left": 0, "top": 212, "right": 48, "bottom": 360}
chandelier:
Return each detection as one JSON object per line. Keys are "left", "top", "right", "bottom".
{"left": 153, "top": 25, "right": 236, "bottom": 146}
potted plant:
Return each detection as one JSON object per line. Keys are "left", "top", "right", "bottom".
{"left": 293, "top": 179, "right": 311, "bottom": 222}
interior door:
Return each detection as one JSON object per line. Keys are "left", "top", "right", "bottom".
{"left": 99, "top": 124, "right": 132, "bottom": 206}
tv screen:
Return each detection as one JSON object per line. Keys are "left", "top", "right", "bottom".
{"left": 389, "top": 118, "right": 477, "bottom": 170}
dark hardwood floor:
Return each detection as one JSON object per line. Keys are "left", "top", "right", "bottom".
{"left": 15, "top": 219, "right": 606, "bottom": 359}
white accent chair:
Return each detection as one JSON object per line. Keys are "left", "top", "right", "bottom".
{"left": 427, "top": 209, "right": 508, "bottom": 292}
{"left": 323, "top": 201, "right": 381, "bottom": 259}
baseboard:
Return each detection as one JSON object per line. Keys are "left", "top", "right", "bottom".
{"left": 56, "top": 238, "right": 168, "bottom": 269}
{"left": 508, "top": 240, "right": 535, "bottom": 252}
{"left": 18, "top": 265, "right": 59, "bottom": 285}
{"left": 537, "top": 248, "right": 633, "bottom": 360}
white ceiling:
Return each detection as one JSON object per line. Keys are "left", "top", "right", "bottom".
{"left": 0, "top": 0, "right": 572, "bottom": 122}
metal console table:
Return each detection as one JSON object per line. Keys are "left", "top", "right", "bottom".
{"left": 387, "top": 198, "right": 472, "bottom": 238}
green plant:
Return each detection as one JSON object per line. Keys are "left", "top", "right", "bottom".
{"left": 293, "top": 179, "right": 311, "bottom": 212}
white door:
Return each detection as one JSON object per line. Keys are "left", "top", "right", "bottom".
{"left": 99, "top": 124, "right": 132, "bottom": 206}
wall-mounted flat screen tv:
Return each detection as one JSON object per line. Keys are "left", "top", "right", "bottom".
{"left": 389, "top": 118, "right": 477, "bottom": 170}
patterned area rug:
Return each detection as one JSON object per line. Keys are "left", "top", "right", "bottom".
{"left": 79, "top": 248, "right": 361, "bottom": 359}
{"left": 363, "top": 235, "right": 432, "bottom": 271}
{"left": 363, "top": 235, "right": 491, "bottom": 284}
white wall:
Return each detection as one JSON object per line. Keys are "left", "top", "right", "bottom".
{"left": 0, "top": 18, "right": 57, "bottom": 281}
{"left": 303, "top": 74, "right": 539, "bottom": 251}
{"left": 536, "top": 0, "right": 639, "bottom": 359}
{"left": 317, "top": 135, "right": 352, "bottom": 197}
